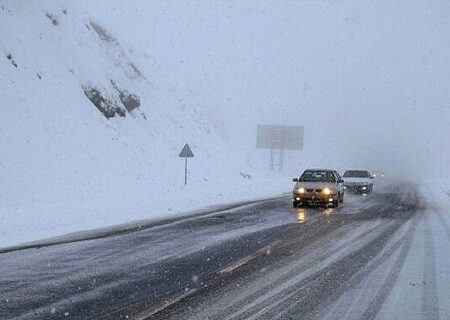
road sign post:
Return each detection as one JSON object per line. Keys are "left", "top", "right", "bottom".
{"left": 185, "top": 155, "right": 187, "bottom": 185}
{"left": 178, "top": 143, "right": 194, "bottom": 185}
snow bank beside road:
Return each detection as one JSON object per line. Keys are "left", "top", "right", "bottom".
{"left": 0, "top": 171, "right": 290, "bottom": 249}
{"left": 376, "top": 181, "right": 450, "bottom": 319}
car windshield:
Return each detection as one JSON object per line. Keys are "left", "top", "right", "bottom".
{"left": 300, "top": 170, "right": 335, "bottom": 182}
{"left": 343, "top": 170, "right": 370, "bottom": 178}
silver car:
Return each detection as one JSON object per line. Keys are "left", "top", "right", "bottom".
{"left": 292, "top": 169, "right": 345, "bottom": 208}
{"left": 343, "top": 169, "right": 374, "bottom": 193}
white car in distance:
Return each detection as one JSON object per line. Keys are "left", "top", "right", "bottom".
{"left": 342, "top": 170, "right": 374, "bottom": 193}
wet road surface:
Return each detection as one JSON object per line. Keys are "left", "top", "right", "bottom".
{"left": 1, "top": 180, "right": 446, "bottom": 319}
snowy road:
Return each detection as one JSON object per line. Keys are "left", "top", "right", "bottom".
{"left": 1, "top": 180, "right": 449, "bottom": 320}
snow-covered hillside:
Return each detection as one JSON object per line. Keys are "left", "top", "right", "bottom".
{"left": 0, "top": 1, "right": 289, "bottom": 247}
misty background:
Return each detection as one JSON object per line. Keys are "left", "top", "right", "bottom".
{"left": 83, "top": 0, "right": 450, "bottom": 178}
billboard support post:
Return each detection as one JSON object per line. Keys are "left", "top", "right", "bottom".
{"left": 256, "top": 125, "right": 303, "bottom": 172}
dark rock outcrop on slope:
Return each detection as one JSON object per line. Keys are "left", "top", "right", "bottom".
{"left": 45, "top": 12, "right": 58, "bottom": 25}
{"left": 119, "top": 90, "right": 141, "bottom": 112}
{"left": 110, "top": 80, "right": 142, "bottom": 114}
{"left": 90, "top": 21, "right": 114, "bottom": 43}
{"left": 82, "top": 86, "right": 126, "bottom": 119}
{"left": 6, "top": 53, "right": 17, "bottom": 68}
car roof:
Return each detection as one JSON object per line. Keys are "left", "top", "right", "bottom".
{"left": 304, "top": 168, "right": 335, "bottom": 172}
{"left": 344, "top": 169, "right": 370, "bottom": 172}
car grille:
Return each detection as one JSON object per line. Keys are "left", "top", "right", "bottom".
{"left": 306, "top": 189, "right": 323, "bottom": 193}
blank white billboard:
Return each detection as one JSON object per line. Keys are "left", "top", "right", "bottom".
{"left": 256, "top": 125, "right": 304, "bottom": 150}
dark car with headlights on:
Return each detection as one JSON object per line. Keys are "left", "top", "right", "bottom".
{"left": 292, "top": 169, "right": 345, "bottom": 208}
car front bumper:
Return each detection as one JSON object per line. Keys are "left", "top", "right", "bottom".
{"left": 344, "top": 184, "right": 372, "bottom": 193}
{"left": 292, "top": 193, "right": 337, "bottom": 206}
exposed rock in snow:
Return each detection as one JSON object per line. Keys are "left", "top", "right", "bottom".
{"left": 119, "top": 89, "right": 140, "bottom": 113}
{"left": 82, "top": 85, "right": 126, "bottom": 119}
{"left": 45, "top": 12, "right": 58, "bottom": 26}
{"left": 90, "top": 21, "right": 114, "bottom": 43}
{"left": 111, "top": 80, "right": 141, "bottom": 113}
{"left": 5, "top": 53, "right": 17, "bottom": 67}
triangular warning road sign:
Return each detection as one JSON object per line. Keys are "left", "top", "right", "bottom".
{"left": 178, "top": 143, "right": 194, "bottom": 158}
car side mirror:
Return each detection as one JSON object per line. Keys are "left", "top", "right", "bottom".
{"left": 339, "top": 180, "right": 344, "bottom": 183}
{"left": 293, "top": 178, "right": 298, "bottom": 182}
{"left": 370, "top": 176, "right": 374, "bottom": 179}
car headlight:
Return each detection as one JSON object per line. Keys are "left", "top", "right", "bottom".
{"left": 322, "top": 187, "right": 332, "bottom": 195}
{"left": 297, "top": 187, "right": 306, "bottom": 194}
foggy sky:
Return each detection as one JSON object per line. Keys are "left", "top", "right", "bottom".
{"left": 82, "top": 0, "right": 450, "bottom": 179}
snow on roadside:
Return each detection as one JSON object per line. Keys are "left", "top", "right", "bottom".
{"left": 376, "top": 181, "right": 450, "bottom": 319}
{"left": 0, "top": 172, "right": 291, "bottom": 249}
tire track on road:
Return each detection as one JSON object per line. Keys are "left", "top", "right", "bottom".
{"left": 359, "top": 217, "right": 417, "bottom": 320}
{"left": 150, "top": 191, "right": 420, "bottom": 320}
{"left": 241, "top": 218, "right": 413, "bottom": 320}
{"left": 432, "top": 207, "right": 450, "bottom": 244}
{"left": 421, "top": 212, "right": 440, "bottom": 320}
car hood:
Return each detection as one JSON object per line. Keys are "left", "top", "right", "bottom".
{"left": 294, "top": 181, "right": 336, "bottom": 190}
{"left": 343, "top": 177, "right": 371, "bottom": 184}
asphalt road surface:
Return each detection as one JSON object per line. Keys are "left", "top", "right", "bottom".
{"left": 1, "top": 180, "right": 446, "bottom": 320}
